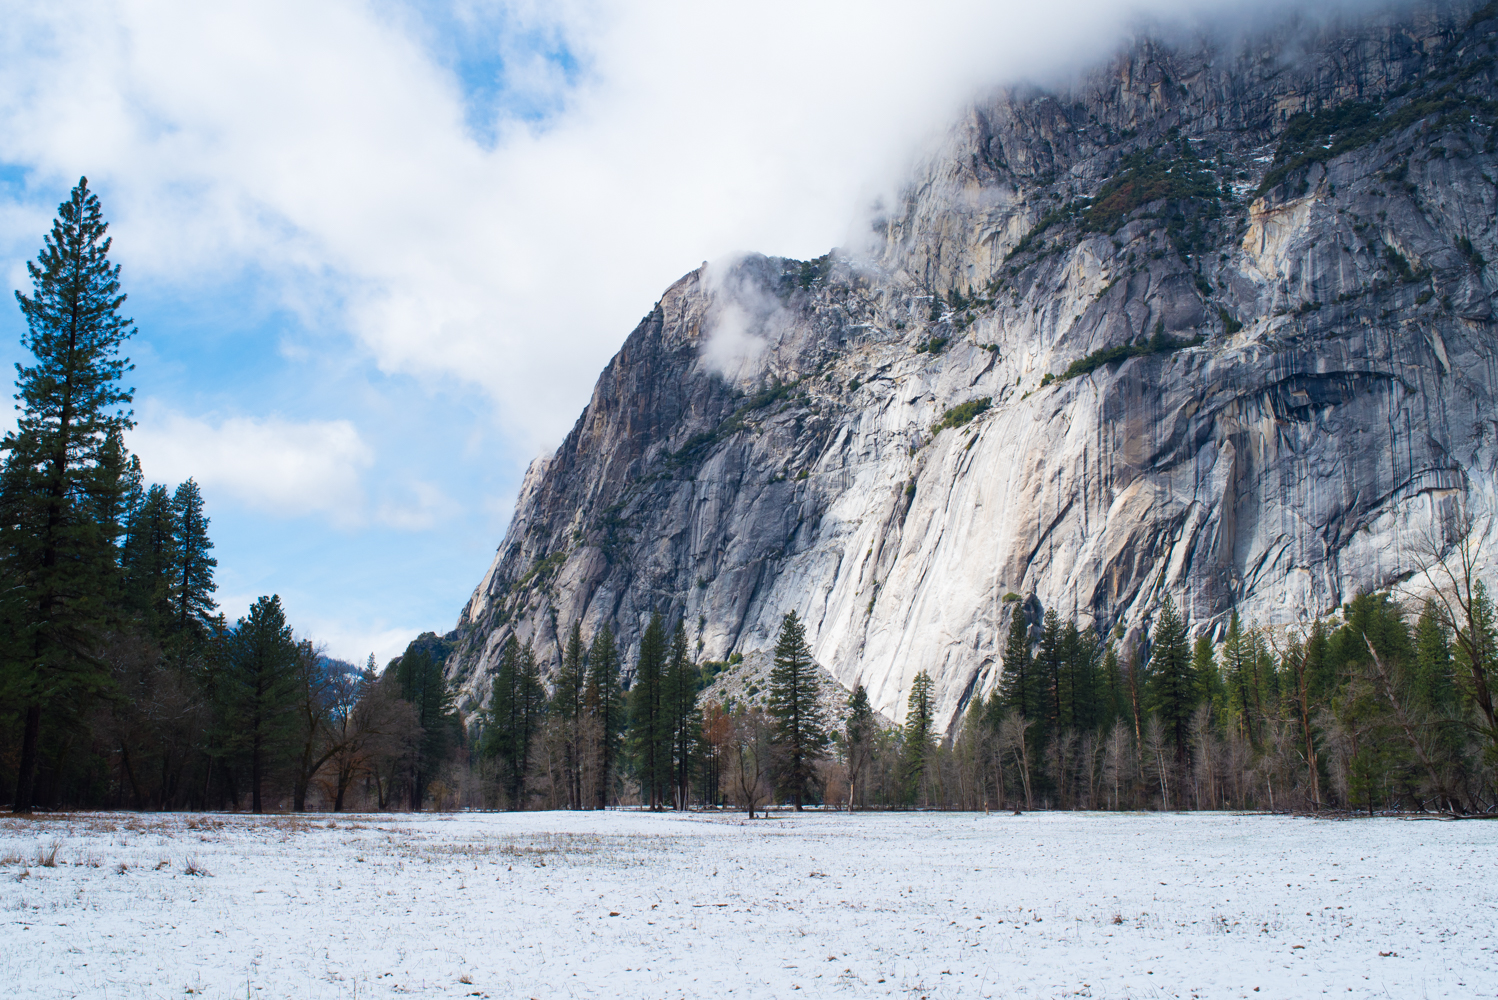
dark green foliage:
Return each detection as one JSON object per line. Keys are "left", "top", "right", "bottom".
{"left": 1412, "top": 600, "right": 1457, "bottom": 715}
{"left": 627, "top": 613, "right": 671, "bottom": 809}
{"left": 585, "top": 624, "right": 625, "bottom": 808}
{"left": 217, "top": 595, "right": 299, "bottom": 813}
{"left": 903, "top": 670, "right": 936, "bottom": 802}
{"left": 668, "top": 378, "right": 802, "bottom": 469}
{"left": 1259, "top": 87, "right": 1498, "bottom": 197}
{"left": 917, "top": 336, "right": 950, "bottom": 354}
{"left": 844, "top": 684, "right": 876, "bottom": 809}
{"left": 1145, "top": 595, "right": 1196, "bottom": 763}
{"left": 767, "top": 610, "right": 827, "bottom": 809}
{"left": 1218, "top": 308, "right": 1243, "bottom": 335}
{"left": 794, "top": 254, "right": 831, "bottom": 289}
{"left": 1193, "top": 632, "right": 1225, "bottom": 712}
{"left": 2, "top": 178, "right": 137, "bottom": 812}
{"left": 169, "top": 478, "right": 217, "bottom": 642}
{"left": 1006, "top": 202, "right": 1085, "bottom": 259}
{"left": 665, "top": 619, "right": 699, "bottom": 810}
{"left": 554, "top": 621, "right": 587, "bottom": 808}
{"left": 1084, "top": 147, "right": 1220, "bottom": 234}
{"left": 1035, "top": 608, "right": 1066, "bottom": 742}
{"left": 121, "top": 483, "right": 176, "bottom": 633}
{"left": 397, "top": 637, "right": 462, "bottom": 809}
{"left": 931, "top": 397, "right": 991, "bottom": 433}
{"left": 1054, "top": 330, "right": 1202, "bottom": 382}
{"left": 997, "top": 608, "right": 1038, "bottom": 720}
{"left": 484, "top": 637, "right": 543, "bottom": 809}
{"left": 1061, "top": 625, "right": 1102, "bottom": 733}
{"left": 1257, "top": 100, "right": 1381, "bottom": 195}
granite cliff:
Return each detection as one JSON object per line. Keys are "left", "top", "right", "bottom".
{"left": 447, "top": 0, "right": 1498, "bottom": 732}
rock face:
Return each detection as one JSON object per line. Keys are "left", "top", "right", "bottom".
{"left": 447, "top": 0, "right": 1498, "bottom": 732}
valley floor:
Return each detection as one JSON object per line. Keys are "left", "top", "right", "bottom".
{"left": 0, "top": 809, "right": 1492, "bottom": 999}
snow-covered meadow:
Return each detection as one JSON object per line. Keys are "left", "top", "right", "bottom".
{"left": 0, "top": 810, "right": 1492, "bottom": 999}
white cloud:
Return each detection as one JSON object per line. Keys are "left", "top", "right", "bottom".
{"left": 128, "top": 405, "right": 373, "bottom": 523}
{"left": 699, "top": 255, "right": 788, "bottom": 382}
{"left": 0, "top": 0, "right": 1334, "bottom": 454}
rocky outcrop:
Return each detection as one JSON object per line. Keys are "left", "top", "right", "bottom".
{"left": 447, "top": 1, "right": 1498, "bottom": 733}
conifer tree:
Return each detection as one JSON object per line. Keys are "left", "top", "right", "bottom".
{"left": 1145, "top": 594, "right": 1195, "bottom": 764}
{"left": 903, "top": 670, "right": 936, "bottom": 803}
{"left": 844, "top": 684, "right": 876, "bottom": 810}
{"left": 169, "top": 478, "right": 217, "bottom": 640}
{"left": 665, "top": 619, "right": 699, "bottom": 809}
{"left": 1222, "top": 612, "right": 1257, "bottom": 748}
{"left": 1412, "top": 599, "right": 1455, "bottom": 714}
{"left": 1100, "top": 638, "right": 1125, "bottom": 733}
{"left": 2, "top": 178, "right": 136, "bottom": 812}
{"left": 486, "top": 637, "right": 543, "bottom": 809}
{"left": 121, "top": 483, "right": 176, "bottom": 634}
{"left": 1035, "top": 608, "right": 1066, "bottom": 742}
{"left": 627, "top": 613, "right": 671, "bottom": 810}
{"left": 767, "top": 610, "right": 827, "bottom": 809}
{"left": 1192, "top": 632, "right": 1224, "bottom": 711}
{"left": 997, "top": 607, "right": 1037, "bottom": 719}
{"left": 554, "top": 621, "right": 587, "bottom": 808}
{"left": 585, "top": 624, "right": 624, "bottom": 808}
{"left": 219, "top": 595, "right": 299, "bottom": 813}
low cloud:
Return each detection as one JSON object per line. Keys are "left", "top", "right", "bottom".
{"left": 698, "top": 256, "right": 791, "bottom": 382}
{"left": 128, "top": 405, "right": 373, "bottom": 525}
{"left": 0, "top": 0, "right": 1366, "bottom": 454}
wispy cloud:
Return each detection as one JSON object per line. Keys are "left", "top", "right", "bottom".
{"left": 0, "top": 0, "right": 1326, "bottom": 452}
{"left": 128, "top": 405, "right": 374, "bottom": 524}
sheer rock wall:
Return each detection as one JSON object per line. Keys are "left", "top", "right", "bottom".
{"left": 447, "top": 1, "right": 1498, "bottom": 732}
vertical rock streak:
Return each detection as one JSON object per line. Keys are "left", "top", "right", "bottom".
{"left": 449, "top": 2, "right": 1498, "bottom": 731}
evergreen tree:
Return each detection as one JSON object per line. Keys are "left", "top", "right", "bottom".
{"left": 485, "top": 637, "right": 543, "bottom": 809}
{"left": 1100, "top": 638, "right": 1125, "bottom": 733}
{"left": 627, "top": 613, "right": 671, "bottom": 810}
{"left": 554, "top": 621, "right": 587, "bottom": 808}
{"left": 1145, "top": 594, "right": 1195, "bottom": 764}
{"left": 903, "top": 670, "right": 936, "bottom": 803}
{"left": 585, "top": 623, "right": 624, "bottom": 808}
{"left": 1035, "top": 608, "right": 1066, "bottom": 741}
{"left": 219, "top": 595, "right": 299, "bottom": 813}
{"left": 767, "top": 610, "right": 827, "bottom": 809}
{"left": 121, "top": 483, "right": 176, "bottom": 634}
{"left": 169, "top": 478, "right": 217, "bottom": 641}
{"left": 997, "top": 607, "right": 1037, "bottom": 719}
{"left": 844, "top": 684, "right": 876, "bottom": 810}
{"left": 1, "top": 178, "right": 136, "bottom": 812}
{"left": 1192, "top": 632, "right": 1224, "bottom": 712}
{"left": 1304, "top": 617, "right": 1334, "bottom": 703}
{"left": 1060, "top": 623, "right": 1102, "bottom": 732}
{"left": 1222, "top": 612, "right": 1258, "bottom": 747}
{"left": 665, "top": 619, "right": 699, "bottom": 810}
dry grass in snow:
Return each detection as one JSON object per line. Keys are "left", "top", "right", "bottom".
{"left": 0, "top": 810, "right": 1493, "bottom": 998}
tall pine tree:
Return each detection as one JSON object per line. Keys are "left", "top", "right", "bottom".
{"left": 585, "top": 624, "right": 624, "bottom": 808}
{"left": 2, "top": 178, "right": 136, "bottom": 812}
{"left": 767, "top": 610, "right": 827, "bottom": 810}
{"left": 219, "top": 595, "right": 299, "bottom": 813}
{"left": 665, "top": 619, "right": 699, "bottom": 810}
{"left": 554, "top": 621, "right": 587, "bottom": 809}
{"left": 1145, "top": 594, "right": 1196, "bottom": 764}
{"left": 169, "top": 478, "right": 217, "bottom": 641}
{"left": 627, "top": 613, "right": 671, "bottom": 810}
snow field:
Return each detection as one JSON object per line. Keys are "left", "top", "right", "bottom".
{"left": 0, "top": 810, "right": 1493, "bottom": 999}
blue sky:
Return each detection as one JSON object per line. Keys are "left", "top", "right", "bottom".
{"left": 0, "top": 0, "right": 1254, "bottom": 663}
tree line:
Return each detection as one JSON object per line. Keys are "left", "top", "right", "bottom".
{"left": 8, "top": 180, "right": 1495, "bottom": 818}
{"left": 0, "top": 179, "right": 471, "bottom": 813}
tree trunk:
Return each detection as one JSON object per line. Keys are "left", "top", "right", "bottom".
{"left": 12, "top": 703, "right": 43, "bottom": 813}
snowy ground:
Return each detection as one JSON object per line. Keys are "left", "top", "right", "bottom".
{"left": 0, "top": 810, "right": 1493, "bottom": 999}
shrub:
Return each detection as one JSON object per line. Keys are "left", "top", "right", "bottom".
{"left": 931, "top": 397, "right": 992, "bottom": 433}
